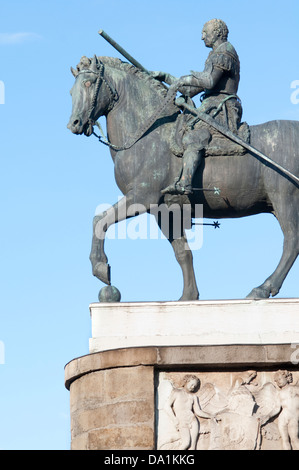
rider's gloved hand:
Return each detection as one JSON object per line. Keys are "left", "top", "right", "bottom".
{"left": 150, "top": 71, "right": 166, "bottom": 81}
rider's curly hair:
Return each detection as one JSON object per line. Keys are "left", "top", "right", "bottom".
{"left": 204, "top": 19, "right": 229, "bottom": 41}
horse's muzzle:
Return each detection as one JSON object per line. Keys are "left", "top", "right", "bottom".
{"left": 67, "top": 116, "right": 94, "bottom": 137}
{"left": 67, "top": 116, "right": 84, "bottom": 134}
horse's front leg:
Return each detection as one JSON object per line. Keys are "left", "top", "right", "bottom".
{"left": 90, "top": 213, "right": 111, "bottom": 285}
{"left": 90, "top": 194, "right": 147, "bottom": 285}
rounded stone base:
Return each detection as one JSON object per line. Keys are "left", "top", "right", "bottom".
{"left": 65, "top": 344, "right": 298, "bottom": 450}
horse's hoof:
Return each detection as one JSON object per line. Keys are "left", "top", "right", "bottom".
{"left": 179, "top": 291, "right": 200, "bottom": 301}
{"left": 246, "top": 286, "right": 271, "bottom": 299}
{"left": 93, "top": 262, "right": 111, "bottom": 285}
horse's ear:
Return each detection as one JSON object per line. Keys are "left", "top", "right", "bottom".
{"left": 91, "top": 54, "right": 99, "bottom": 71}
{"left": 70, "top": 66, "right": 78, "bottom": 78}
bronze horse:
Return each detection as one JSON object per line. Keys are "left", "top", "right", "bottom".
{"left": 68, "top": 55, "right": 299, "bottom": 300}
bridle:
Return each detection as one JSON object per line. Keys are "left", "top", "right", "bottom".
{"left": 77, "top": 61, "right": 118, "bottom": 138}
{"left": 77, "top": 60, "right": 180, "bottom": 151}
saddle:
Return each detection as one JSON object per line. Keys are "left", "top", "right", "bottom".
{"left": 170, "top": 112, "right": 250, "bottom": 158}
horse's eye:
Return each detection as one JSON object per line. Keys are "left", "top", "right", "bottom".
{"left": 84, "top": 81, "right": 91, "bottom": 88}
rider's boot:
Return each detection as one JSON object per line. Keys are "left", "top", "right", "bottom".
{"left": 162, "top": 147, "right": 204, "bottom": 195}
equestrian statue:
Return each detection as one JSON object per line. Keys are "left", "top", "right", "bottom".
{"left": 67, "top": 20, "right": 299, "bottom": 301}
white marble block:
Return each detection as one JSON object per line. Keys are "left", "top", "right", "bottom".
{"left": 89, "top": 298, "right": 299, "bottom": 353}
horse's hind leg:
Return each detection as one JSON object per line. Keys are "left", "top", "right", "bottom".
{"left": 172, "top": 235, "right": 200, "bottom": 301}
{"left": 247, "top": 201, "right": 298, "bottom": 299}
{"left": 154, "top": 208, "right": 199, "bottom": 301}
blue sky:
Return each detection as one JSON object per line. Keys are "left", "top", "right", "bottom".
{"left": 0, "top": 0, "right": 298, "bottom": 450}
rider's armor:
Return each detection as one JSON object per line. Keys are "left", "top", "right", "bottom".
{"left": 183, "top": 41, "right": 242, "bottom": 143}
{"left": 162, "top": 41, "right": 249, "bottom": 195}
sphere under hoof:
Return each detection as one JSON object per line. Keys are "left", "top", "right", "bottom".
{"left": 98, "top": 285, "right": 121, "bottom": 303}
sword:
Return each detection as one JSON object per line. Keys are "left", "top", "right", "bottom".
{"left": 176, "top": 97, "right": 299, "bottom": 185}
{"left": 98, "top": 29, "right": 150, "bottom": 74}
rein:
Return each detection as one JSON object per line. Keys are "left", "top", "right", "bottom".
{"left": 83, "top": 61, "right": 179, "bottom": 151}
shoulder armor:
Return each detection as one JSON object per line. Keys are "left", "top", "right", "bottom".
{"left": 210, "top": 42, "right": 240, "bottom": 73}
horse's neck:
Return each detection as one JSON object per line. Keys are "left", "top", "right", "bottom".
{"left": 106, "top": 69, "right": 164, "bottom": 146}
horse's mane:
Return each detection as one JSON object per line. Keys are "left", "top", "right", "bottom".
{"left": 76, "top": 55, "right": 168, "bottom": 98}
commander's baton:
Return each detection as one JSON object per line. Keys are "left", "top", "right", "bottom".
{"left": 98, "top": 29, "right": 150, "bottom": 74}
{"left": 176, "top": 98, "right": 299, "bottom": 185}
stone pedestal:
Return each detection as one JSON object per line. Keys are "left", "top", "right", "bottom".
{"left": 65, "top": 298, "right": 299, "bottom": 450}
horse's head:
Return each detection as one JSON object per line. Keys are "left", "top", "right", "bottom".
{"left": 67, "top": 55, "right": 117, "bottom": 136}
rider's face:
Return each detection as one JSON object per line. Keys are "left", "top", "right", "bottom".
{"left": 202, "top": 25, "right": 218, "bottom": 48}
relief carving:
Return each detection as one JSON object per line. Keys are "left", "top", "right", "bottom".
{"left": 157, "top": 370, "right": 299, "bottom": 450}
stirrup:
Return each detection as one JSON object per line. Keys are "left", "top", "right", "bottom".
{"left": 161, "top": 180, "right": 193, "bottom": 195}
